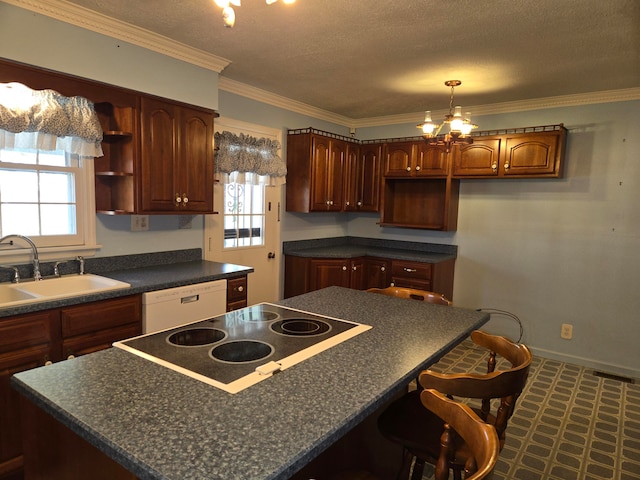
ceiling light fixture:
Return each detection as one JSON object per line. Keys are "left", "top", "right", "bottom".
{"left": 418, "top": 80, "right": 477, "bottom": 152}
{"left": 216, "top": 0, "right": 296, "bottom": 28}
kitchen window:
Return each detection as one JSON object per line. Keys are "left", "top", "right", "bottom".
{"left": 0, "top": 82, "right": 100, "bottom": 261}
{"left": 0, "top": 146, "right": 96, "bottom": 254}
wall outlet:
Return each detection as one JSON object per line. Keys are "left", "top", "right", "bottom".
{"left": 131, "top": 215, "right": 149, "bottom": 232}
{"left": 561, "top": 323, "right": 573, "bottom": 340}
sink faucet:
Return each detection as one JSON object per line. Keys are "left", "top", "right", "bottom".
{"left": 0, "top": 234, "right": 42, "bottom": 281}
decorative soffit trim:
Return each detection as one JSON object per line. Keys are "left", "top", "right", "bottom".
{"left": 4, "top": 0, "right": 231, "bottom": 73}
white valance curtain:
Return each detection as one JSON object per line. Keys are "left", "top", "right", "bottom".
{"left": 214, "top": 130, "right": 286, "bottom": 186}
{"left": 0, "top": 82, "right": 103, "bottom": 157}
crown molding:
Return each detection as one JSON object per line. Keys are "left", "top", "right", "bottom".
{"left": 349, "top": 87, "right": 640, "bottom": 128}
{"left": 221, "top": 76, "right": 640, "bottom": 129}
{"left": 3, "top": 0, "right": 231, "bottom": 72}
{"left": 218, "top": 76, "right": 353, "bottom": 126}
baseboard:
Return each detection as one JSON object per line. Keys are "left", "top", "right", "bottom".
{"left": 530, "top": 346, "right": 639, "bottom": 381}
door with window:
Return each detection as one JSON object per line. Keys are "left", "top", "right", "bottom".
{"left": 204, "top": 119, "right": 282, "bottom": 305}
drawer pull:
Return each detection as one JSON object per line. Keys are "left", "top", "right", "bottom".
{"left": 403, "top": 268, "right": 417, "bottom": 273}
{"left": 181, "top": 294, "right": 200, "bottom": 304}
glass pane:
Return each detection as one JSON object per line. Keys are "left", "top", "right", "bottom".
{"left": 0, "top": 149, "right": 38, "bottom": 165}
{"left": 38, "top": 150, "right": 68, "bottom": 167}
{"left": 0, "top": 169, "right": 39, "bottom": 202}
{"left": 1, "top": 204, "right": 39, "bottom": 235}
{"left": 41, "top": 204, "right": 76, "bottom": 235}
{"left": 40, "top": 172, "right": 75, "bottom": 203}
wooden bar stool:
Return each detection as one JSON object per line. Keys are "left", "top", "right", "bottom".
{"left": 367, "top": 287, "right": 452, "bottom": 306}
{"left": 377, "top": 330, "right": 532, "bottom": 480}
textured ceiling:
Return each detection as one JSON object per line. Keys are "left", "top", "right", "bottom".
{"left": 28, "top": 0, "right": 640, "bottom": 119}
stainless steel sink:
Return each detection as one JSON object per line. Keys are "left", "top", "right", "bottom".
{"left": 0, "top": 274, "right": 131, "bottom": 308}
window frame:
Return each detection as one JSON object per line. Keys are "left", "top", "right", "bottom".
{"left": 0, "top": 149, "right": 98, "bottom": 264}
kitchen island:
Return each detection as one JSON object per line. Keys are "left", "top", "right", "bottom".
{"left": 11, "top": 286, "right": 489, "bottom": 480}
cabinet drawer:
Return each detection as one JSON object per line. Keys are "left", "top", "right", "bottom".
{"left": 62, "top": 323, "right": 141, "bottom": 358}
{"left": 0, "top": 312, "right": 54, "bottom": 354}
{"left": 227, "top": 277, "right": 247, "bottom": 303}
{"left": 391, "top": 260, "right": 432, "bottom": 281}
{"left": 61, "top": 295, "right": 141, "bottom": 338}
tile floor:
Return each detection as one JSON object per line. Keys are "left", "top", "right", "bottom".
{"left": 428, "top": 338, "right": 640, "bottom": 480}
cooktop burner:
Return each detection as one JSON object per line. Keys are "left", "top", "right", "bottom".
{"left": 114, "top": 303, "right": 371, "bottom": 393}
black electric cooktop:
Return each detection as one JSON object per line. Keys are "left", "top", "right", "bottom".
{"left": 114, "top": 303, "right": 371, "bottom": 393}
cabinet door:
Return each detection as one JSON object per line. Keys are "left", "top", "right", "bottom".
{"left": 309, "top": 259, "right": 351, "bottom": 290}
{"left": 227, "top": 276, "right": 248, "bottom": 311}
{"left": 384, "top": 142, "right": 416, "bottom": 177}
{"left": 177, "top": 107, "right": 214, "bottom": 212}
{"left": 343, "top": 144, "right": 360, "bottom": 212}
{"left": 357, "top": 143, "right": 382, "bottom": 211}
{"left": 365, "top": 257, "right": 390, "bottom": 289}
{"left": 309, "top": 136, "right": 331, "bottom": 211}
{"left": 452, "top": 137, "right": 502, "bottom": 177}
{"left": 349, "top": 257, "right": 366, "bottom": 290}
{"left": 1, "top": 311, "right": 56, "bottom": 478}
{"left": 415, "top": 143, "right": 449, "bottom": 176}
{"left": 140, "top": 97, "right": 178, "bottom": 212}
{"left": 500, "top": 132, "right": 563, "bottom": 177}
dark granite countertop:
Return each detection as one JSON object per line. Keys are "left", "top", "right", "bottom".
{"left": 11, "top": 286, "right": 488, "bottom": 480}
{"left": 0, "top": 249, "right": 253, "bottom": 318}
{"left": 282, "top": 236, "right": 457, "bottom": 263}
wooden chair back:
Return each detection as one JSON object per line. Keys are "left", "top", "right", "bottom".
{"left": 420, "top": 389, "right": 499, "bottom": 480}
{"left": 366, "top": 287, "right": 452, "bottom": 306}
{"left": 418, "top": 330, "right": 532, "bottom": 448}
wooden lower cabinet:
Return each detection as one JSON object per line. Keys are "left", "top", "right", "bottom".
{"left": 365, "top": 257, "right": 390, "bottom": 289}
{"left": 20, "top": 397, "right": 136, "bottom": 480}
{"left": 284, "top": 255, "right": 455, "bottom": 300}
{"left": 0, "top": 295, "right": 141, "bottom": 480}
{"left": 227, "top": 276, "right": 248, "bottom": 311}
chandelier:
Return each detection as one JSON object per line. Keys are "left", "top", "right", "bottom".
{"left": 417, "top": 80, "right": 477, "bottom": 152}
{"left": 215, "top": 0, "right": 297, "bottom": 28}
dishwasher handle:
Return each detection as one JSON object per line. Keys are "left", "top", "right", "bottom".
{"left": 180, "top": 294, "right": 200, "bottom": 304}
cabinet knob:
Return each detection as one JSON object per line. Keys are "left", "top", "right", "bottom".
{"left": 182, "top": 194, "right": 188, "bottom": 204}
{"left": 406, "top": 166, "right": 411, "bottom": 172}
{"left": 491, "top": 162, "right": 498, "bottom": 173}
{"left": 175, "top": 193, "right": 182, "bottom": 205}
{"left": 380, "top": 266, "right": 386, "bottom": 272}
{"left": 415, "top": 165, "right": 421, "bottom": 171}
{"left": 352, "top": 265, "right": 357, "bottom": 271}
{"left": 236, "top": 285, "right": 244, "bottom": 292}
{"left": 342, "top": 266, "right": 347, "bottom": 271}
{"left": 67, "top": 354, "right": 75, "bottom": 360}
{"left": 45, "top": 360, "right": 53, "bottom": 366}
{"left": 345, "top": 201, "right": 350, "bottom": 206}
{"left": 504, "top": 162, "right": 510, "bottom": 171}
{"left": 357, "top": 201, "right": 362, "bottom": 206}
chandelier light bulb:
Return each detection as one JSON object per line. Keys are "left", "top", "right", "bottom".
{"left": 222, "top": 6, "right": 236, "bottom": 27}
{"left": 450, "top": 106, "right": 464, "bottom": 132}
{"left": 419, "top": 111, "right": 436, "bottom": 135}
{"left": 460, "top": 112, "right": 473, "bottom": 135}
{"left": 214, "top": 0, "right": 229, "bottom": 7}
{"left": 266, "top": 0, "right": 278, "bottom": 3}
{"left": 282, "top": 0, "right": 296, "bottom": 4}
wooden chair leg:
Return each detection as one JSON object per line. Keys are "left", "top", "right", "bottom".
{"left": 410, "top": 458, "right": 426, "bottom": 480}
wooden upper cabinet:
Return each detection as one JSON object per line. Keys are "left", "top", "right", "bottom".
{"left": 452, "top": 136, "right": 502, "bottom": 177}
{"left": 384, "top": 141, "right": 415, "bottom": 177}
{"left": 384, "top": 141, "right": 448, "bottom": 177}
{"left": 140, "top": 97, "right": 214, "bottom": 213}
{"left": 309, "top": 135, "right": 344, "bottom": 211}
{"left": 344, "top": 143, "right": 381, "bottom": 212}
{"left": 453, "top": 125, "right": 567, "bottom": 178}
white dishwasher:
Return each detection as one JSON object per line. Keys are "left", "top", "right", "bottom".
{"left": 142, "top": 279, "right": 227, "bottom": 334}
